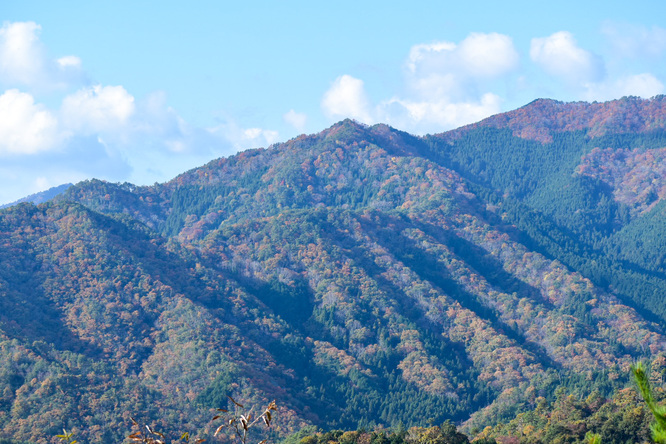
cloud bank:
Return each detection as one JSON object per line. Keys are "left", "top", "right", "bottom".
{"left": 322, "top": 32, "right": 519, "bottom": 133}
{"left": 322, "top": 29, "right": 664, "bottom": 134}
{"left": 0, "top": 21, "right": 281, "bottom": 204}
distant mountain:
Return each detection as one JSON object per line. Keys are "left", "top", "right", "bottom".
{"left": 0, "top": 98, "right": 666, "bottom": 443}
{"left": 0, "top": 183, "right": 72, "bottom": 209}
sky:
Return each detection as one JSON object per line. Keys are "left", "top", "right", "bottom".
{"left": 1, "top": 1, "right": 665, "bottom": 205}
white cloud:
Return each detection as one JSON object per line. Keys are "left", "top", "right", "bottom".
{"left": 409, "top": 71, "right": 461, "bottom": 101}
{"left": 283, "top": 109, "right": 307, "bottom": 131}
{"left": 0, "top": 22, "right": 44, "bottom": 86}
{"left": 0, "top": 89, "right": 60, "bottom": 155}
{"left": 602, "top": 22, "right": 666, "bottom": 58}
{"left": 321, "top": 75, "right": 373, "bottom": 123}
{"left": 378, "top": 93, "right": 501, "bottom": 135}
{"left": 57, "top": 55, "right": 82, "bottom": 69}
{"left": 208, "top": 120, "right": 280, "bottom": 151}
{"left": 34, "top": 176, "right": 50, "bottom": 191}
{"left": 583, "top": 73, "right": 664, "bottom": 101}
{"left": 614, "top": 74, "right": 664, "bottom": 98}
{"left": 131, "top": 90, "right": 190, "bottom": 144}
{"left": 320, "top": 33, "right": 516, "bottom": 134}
{"left": 0, "top": 21, "right": 294, "bottom": 206}
{"left": 165, "top": 140, "right": 188, "bottom": 153}
{"left": 458, "top": 33, "right": 520, "bottom": 78}
{"left": 395, "top": 33, "right": 517, "bottom": 132}
{"left": 406, "top": 41, "right": 457, "bottom": 74}
{"left": 530, "top": 31, "right": 605, "bottom": 85}
{"left": 0, "top": 21, "right": 84, "bottom": 90}
{"left": 321, "top": 33, "right": 518, "bottom": 134}
{"left": 61, "top": 85, "right": 135, "bottom": 134}
{"left": 406, "top": 33, "right": 519, "bottom": 97}
{"left": 243, "top": 127, "right": 279, "bottom": 144}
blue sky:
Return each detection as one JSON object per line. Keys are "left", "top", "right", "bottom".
{"left": 1, "top": 1, "right": 665, "bottom": 205}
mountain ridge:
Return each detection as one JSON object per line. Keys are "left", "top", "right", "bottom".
{"left": 1, "top": 97, "right": 666, "bottom": 442}
{"left": 444, "top": 95, "right": 666, "bottom": 143}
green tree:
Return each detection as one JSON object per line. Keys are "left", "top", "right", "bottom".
{"left": 632, "top": 362, "right": 666, "bottom": 443}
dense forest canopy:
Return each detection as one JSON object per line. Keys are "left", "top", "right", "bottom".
{"left": 0, "top": 96, "right": 665, "bottom": 443}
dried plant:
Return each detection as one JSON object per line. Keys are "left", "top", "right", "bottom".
{"left": 125, "top": 417, "right": 193, "bottom": 444}
{"left": 56, "top": 429, "right": 77, "bottom": 444}
{"left": 123, "top": 397, "right": 277, "bottom": 444}
{"left": 213, "top": 396, "right": 277, "bottom": 444}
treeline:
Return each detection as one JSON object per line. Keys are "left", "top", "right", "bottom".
{"left": 282, "top": 387, "right": 654, "bottom": 444}
{"left": 282, "top": 423, "right": 488, "bottom": 444}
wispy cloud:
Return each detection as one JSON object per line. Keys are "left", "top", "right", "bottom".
{"left": 583, "top": 73, "right": 664, "bottom": 101}
{"left": 530, "top": 31, "right": 605, "bottom": 85}
{"left": 602, "top": 22, "right": 666, "bottom": 59}
{"left": 283, "top": 109, "right": 307, "bottom": 132}
{"left": 209, "top": 120, "right": 280, "bottom": 149}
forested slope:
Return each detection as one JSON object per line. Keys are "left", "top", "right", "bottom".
{"left": 425, "top": 96, "right": 666, "bottom": 324}
{"left": 0, "top": 98, "right": 665, "bottom": 442}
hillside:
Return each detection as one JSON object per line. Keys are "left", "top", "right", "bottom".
{"left": 0, "top": 98, "right": 666, "bottom": 442}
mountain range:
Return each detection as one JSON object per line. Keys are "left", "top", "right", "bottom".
{"left": 1, "top": 96, "right": 666, "bottom": 443}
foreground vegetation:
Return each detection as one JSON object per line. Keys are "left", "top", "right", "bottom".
{"left": 281, "top": 365, "right": 664, "bottom": 444}
{"left": 283, "top": 361, "right": 666, "bottom": 444}
{"left": 78, "top": 363, "right": 662, "bottom": 444}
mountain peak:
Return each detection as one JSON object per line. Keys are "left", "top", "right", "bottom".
{"left": 444, "top": 96, "right": 666, "bottom": 143}
{"left": 320, "top": 118, "right": 372, "bottom": 141}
